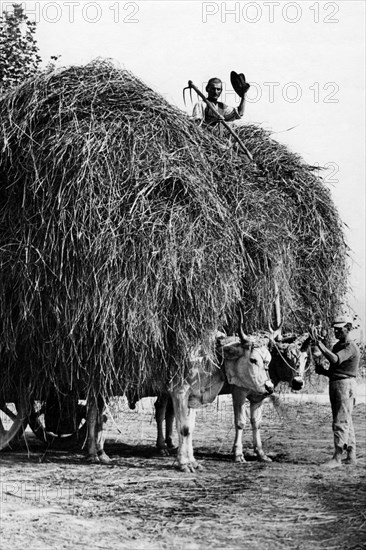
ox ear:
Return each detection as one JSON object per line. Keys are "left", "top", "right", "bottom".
{"left": 221, "top": 342, "right": 247, "bottom": 361}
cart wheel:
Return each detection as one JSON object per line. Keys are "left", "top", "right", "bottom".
{"left": 28, "top": 394, "right": 88, "bottom": 450}
{"left": 0, "top": 396, "right": 28, "bottom": 450}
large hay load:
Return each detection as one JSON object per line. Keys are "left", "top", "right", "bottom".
{"left": 0, "top": 61, "right": 347, "bottom": 401}
{"left": 212, "top": 123, "right": 349, "bottom": 334}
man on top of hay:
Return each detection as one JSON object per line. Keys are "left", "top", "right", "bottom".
{"left": 192, "top": 75, "right": 249, "bottom": 131}
{"left": 313, "top": 314, "right": 360, "bottom": 468}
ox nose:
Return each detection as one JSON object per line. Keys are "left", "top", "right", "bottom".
{"left": 292, "top": 376, "right": 304, "bottom": 391}
{"left": 265, "top": 380, "right": 274, "bottom": 394}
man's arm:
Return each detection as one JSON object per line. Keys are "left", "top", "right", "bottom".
{"left": 237, "top": 95, "right": 246, "bottom": 117}
{"left": 312, "top": 340, "right": 338, "bottom": 377}
{"left": 192, "top": 101, "right": 205, "bottom": 124}
{"left": 231, "top": 72, "right": 250, "bottom": 117}
{"left": 316, "top": 340, "right": 339, "bottom": 365}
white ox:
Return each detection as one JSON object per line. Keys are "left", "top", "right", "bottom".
{"left": 168, "top": 330, "right": 274, "bottom": 472}
{"left": 230, "top": 330, "right": 312, "bottom": 463}
{"left": 154, "top": 329, "right": 312, "bottom": 464}
{"left": 84, "top": 329, "right": 274, "bottom": 470}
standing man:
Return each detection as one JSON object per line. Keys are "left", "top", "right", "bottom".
{"left": 192, "top": 76, "right": 249, "bottom": 130}
{"left": 313, "top": 315, "right": 360, "bottom": 468}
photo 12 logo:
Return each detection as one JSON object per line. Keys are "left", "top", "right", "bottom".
{"left": 313, "top": 162, "right": 340, "bottom": 185}
{"left": 194, "top": 80, "right": 340, "bottom": 106}
{"left": 202, "top": 1, "right": 340, "bottom": 24}
{"left": 246, "top": 81, "right": 340, "bottom": 104}
{"left": 0, "top": 481, "right": 76, "bottom": 503}
{"left": 0, "top": 2, "right": 140, "bottom": 24}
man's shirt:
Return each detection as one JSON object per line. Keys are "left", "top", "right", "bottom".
{"left": 192, "top": 101, "right": 241, "bottom": 125}
{"left": 329, "top": 340, "right": 360, "bottom": 379}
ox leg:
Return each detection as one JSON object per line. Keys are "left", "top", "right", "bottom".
{"left": 231, "top": 386, "right": 248, "bottom": 463}
{"left": 86, "top": 402, "right": 99, "bottom": 463}
{"left": 165, "top": 395, "right": 176, "bottom": 451}
{"left": 155, "top": 394, "right": 169, "bottom": 455}
{"left": 250, "top": 401, "right": 271, "bottom": 462}
{"left": 86, "top": 397, "right": 111, "bottom": 465}
{"left": 170, "top": 385, "right": 199, "bottom": 473}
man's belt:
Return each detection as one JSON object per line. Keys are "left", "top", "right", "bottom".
{"left": 330, "top": 374, "right": 355, "bottom": 381}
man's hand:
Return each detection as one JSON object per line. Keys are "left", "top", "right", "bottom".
{"left": 313, "top": 339, "right": 339, "bottom": 366}
{"left": 240, "top": 81, "right": 250, "bottom": 97}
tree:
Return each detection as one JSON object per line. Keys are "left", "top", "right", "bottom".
{"left": 0, "top": 3, "right": 42, "bottom": 91}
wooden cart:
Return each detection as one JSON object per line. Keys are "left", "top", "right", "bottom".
{"left": 0, "top": 386, "right": 87, "bottom": 451}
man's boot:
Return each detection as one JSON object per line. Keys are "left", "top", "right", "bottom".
{"left": 344, "top": 446, "right": 357, "bottom": 465}
{"left": 321, "top": 446, "right": 343, "bottom": 469}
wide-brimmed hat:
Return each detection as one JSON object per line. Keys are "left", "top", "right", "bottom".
{"left": 230, "top": 71, "right": 250, "bottom": 97}
{"left": 332, "top": 315, "right": 353, "bottom": 328}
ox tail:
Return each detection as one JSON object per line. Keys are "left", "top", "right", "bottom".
{"left": 103, "top": 403, "right": 123, "bottom": 435}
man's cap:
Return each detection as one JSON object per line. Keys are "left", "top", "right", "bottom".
{"left": 332, "top": 315, "right": 353, "bottom": 328}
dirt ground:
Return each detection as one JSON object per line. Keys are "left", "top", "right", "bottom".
{"left": 1, "top": 388, "right": 365, "bottom": 550}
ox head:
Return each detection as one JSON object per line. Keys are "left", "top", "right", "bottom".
{"left": 218, "top": 318, "right": 274, "bottom": 395}
{"left": 268, "top": 329, "right": 311, "bottom": 390}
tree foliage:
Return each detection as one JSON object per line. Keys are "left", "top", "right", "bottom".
{"left": 0, "top": 3, "right": 42, "bottom": 91}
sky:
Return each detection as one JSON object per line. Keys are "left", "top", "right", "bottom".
{"left": 2, "top": 0, "right": 365, "bottom": 339}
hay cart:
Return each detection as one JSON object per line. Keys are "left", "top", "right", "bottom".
{"left": 0, "top": 388, "right": 88, "bottom": 451}
{"left": 0, "top": 62, "right": 347, "bottom": 455}
{"left": 0, "top": 391, "right": 28, "bottom": 450}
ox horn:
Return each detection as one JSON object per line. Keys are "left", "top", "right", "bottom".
{"left": 268, "top": 321, "right": 283, "bottom": 341}
{"left": 270, "top": 278, "right": 283, "bottom": 340}
{"left": 238, "top": 308, "right": 250, "bottom": 345}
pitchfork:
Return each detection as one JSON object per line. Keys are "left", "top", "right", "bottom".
{"left": 183, "top": 80, "right": 254, "bottom": 162}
